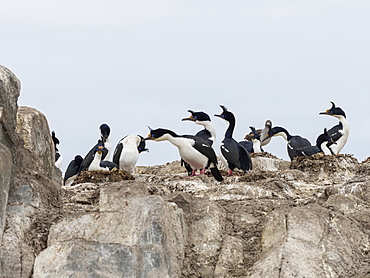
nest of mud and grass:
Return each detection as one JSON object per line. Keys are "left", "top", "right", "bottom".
{"left": 73, "top": 169, "right": 134, "bottom": 185}
{"left": 290, "top": 153, "right": 358, "bottom": 172}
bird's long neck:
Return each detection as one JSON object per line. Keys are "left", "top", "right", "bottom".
{"left": 200, "top": 121, "right": 217, "bottom": 142}
{"left": 89, "top": 152, "right": 102, "bottom": 170}
{"left": 225, "top": 118, "right": 235, "bottom": 138}
{"left": 337, "top": 115, "right": 350, "bottom": 134}
{"left": 277, "top": 127, "right": 292, "bottom": 141}
{"left": 319, "top": 142, "right": 332, "bottom": 155}
{"left": 252, "top": 139, "right": 262, "bottom": 153}
{"left": 102, "top": 137, "right": 111, "bottom": 161}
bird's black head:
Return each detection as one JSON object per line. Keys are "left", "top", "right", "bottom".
{"left": 145, "top": 127, "right": 177, "bottom": 141}
{"left": 74, "top": 155, "right": 83, "bottom": 165}
{"left": 95, "top": 140, "right": 106, "bottom": 153}
{"left": 214, "top": 105, "right": 235, "bottom": 122}
{"left": 100, "top": 124, "right": 111, "bottom": 139}
{"left": 319, "top": 101, "right": 346, "bottom": 118}
{"left": 262, "top": 126, "right": 286, "bottom": 141}
{"left": 245, "top": 126, "right": 260, "bottom": 141}
{"left": 137, "top": 135, "right": 149, "bottom": 153}
{"left": 182, "top": 110, "right": 211, "bottom": 122}
{"left": 51, "top": 131, "right": 60, "bottom": 145}
{"left": 316, "top": 128, "right": 335, "bottom": 147}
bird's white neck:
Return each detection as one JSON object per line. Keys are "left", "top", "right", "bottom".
{"left": 338, "top": 115, "right": 350, "bottom": 133}
{"left": 197, "top": 121, "right": 217, "bottom": 142}
{"left": 320, "top": 142, "right": 332, "bottom": 155}
{"left": 275, "top": 131, "right": 289, "bottom": 142}
{"left": 89, "top": 152, "right": 103, "bottom": 171}
{"left": 252, "top": 139, "right": 262, "bottom": 153}
{"left": 103, "top": 137, "right": 112, "bottom": 161}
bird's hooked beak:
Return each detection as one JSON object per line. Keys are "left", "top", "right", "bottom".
{"left": 319, "top": 110, "right": 331, "bottom": 115}
{"left": 144, "top": 135, "right": 154, "bottom": 140}
{"left": 145, "top": 126, "right": 154, "bottom": 140}
{"left": 139, "top": 148, "right": 149, "bottom": 153}
{"left": 319, "top": 101, "right": 335, "bottom": 115}
{"left": 182, "top": 116, "right": 196, "bottom": 122}
{"left": 97, "top": 145, "right": 104, "bottom": 154}
{"left": 214, "top": 113, "right": 224, "bottom": 119}
{"left": 262, "top": 133, "right": 273, "bottom": 142}
{"left": 244, "top": 134, "right": 253, "bottom": 141}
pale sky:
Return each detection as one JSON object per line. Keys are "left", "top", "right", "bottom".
{"left": 2, "top": 1, "right": 370, "bottom": 172}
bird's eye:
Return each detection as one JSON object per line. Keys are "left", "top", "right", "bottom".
{"left": 222, "top": 115, "right": 225, "bottom": 118}
{"left": 194, "top": 116, "right": 197, "bottom": 119}
{"left": 254, "top": 135, "right": 258, "bottom": 138}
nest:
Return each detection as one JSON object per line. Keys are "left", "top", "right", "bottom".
{"left": 250, "top": 152, "right": 279, "bottom": 159}
{"left": 290, "top": 153, "right": 357, "bottom": 172}
{"left": 73, "top": 169, "right": 134, "bottom": 185}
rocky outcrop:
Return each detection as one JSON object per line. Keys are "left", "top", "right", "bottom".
{"left": 1, "top": 65, "right": 370, "bottom": 277}
{"left": 0, "top": 66, "right": 61, "bottom": 277}
{"left": 34, "top": 182, "right": 186, "bottom": 277}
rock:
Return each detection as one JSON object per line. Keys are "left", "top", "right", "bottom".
{"left": 16, "top": 106, "right": 55, "bottom": 179}
{"left": 249, "top": 205, "right": 370, "bottom": 277}
{"left": 0, "top": 65, "right": 21, "bottom": 147}
{"left": 34, "top": 181, "right": 186, "bottom": 278}
{"left": 0, "top": 144, "right": 12, "bottom": 240}
{"left": 182, "top": 198, "right": 226, "bottom": 277}
{"left": 0, "top": 66, "right": 61, "bottom": 278}
{"left": 214, "top": 235, "right": 244, "bottom": 277}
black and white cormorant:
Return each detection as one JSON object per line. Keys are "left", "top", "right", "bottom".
{"left": 263, "top": 126, "right": 311, "bottom": 161}
{"left": 181, "top": 110, "right": 216, "bottom": 175}
{"left": 182, "top": 110, "right": 216, "bottom": 145}
{"left": 52, "top": 131, "right": 62, "bottom": 169}
{"left": 215, "top": 105, "right": 252, "bottom": 176}
{"left": 79, "top": 124, "right": 112, "bottom": 172}
{"left": 63, "top": 155, "right": 83, "bottom": 185}
{"left": 112, "top": 134, "right": 148, "bottom": 173}
{"left": 88, "top": 140, "right": 118, "bottom": 171}
{"left": 295, "top": 128, "right": 335, "bottom": 157}
{"left": 145, "top": 128, "right": 223, "bottom": 181}
{"left": 257, "top": 120, "right": 273, "bottom": 147}
{"left": 319, "top": 101, "right": 350, "bottom": 154}
{"left": 239, "top": 126, "right": 263, "bottom": 154}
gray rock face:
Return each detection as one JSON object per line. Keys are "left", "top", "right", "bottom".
{"left": 16, "top": 106, "right": 55, "bottom": 179}
{"left": 0, "top": 65, "right": 21, "bottom": 148}
{"left": 34, "top": 182, "right": 186, "bottom": 278}
{"left": 250, "top": 205, "right": 370, "bottom": 277}
{"left": 0, "top": 65, "right": 61, "bottom": 278}
{"left": 0, "top": 66, "right": 20, "bottom": 243}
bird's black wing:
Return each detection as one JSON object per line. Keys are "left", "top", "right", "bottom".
{"left": 112, "top": 142, "right": 123, "bottom": 167}
{"left": 327, "top": 123, "right": 343, "bottom": 142}
{"left": 238, "top": 143, "right": 252, "bottom": 172}
{"left": 192, "top": 137, "right": 218, "bottom": 165}
{"left": 287, "top": 136, "right": 311, "bottom": 160}
{"left": 64, "top": 161, "right": 78, "bottom": 184}
{"left": 195, "top": 129, "right": 212, "bottom": 144}
{"left": 221, "top": 138, "right": 241, "bottom": 169}
{"left": 238, "top": 140, "right": 253, "bottom": 153}
{"left": 100, "top": 161, "right": 118, "bottom": 171}
{"left": 295, "top": 146, "right": 321, "bottom": 157}
{"left": 79, "top": 145, "right": 96, "bottom": 172}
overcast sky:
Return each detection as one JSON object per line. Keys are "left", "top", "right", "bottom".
{"left": 2, "top": 1, "right": 370, "bottom": 172}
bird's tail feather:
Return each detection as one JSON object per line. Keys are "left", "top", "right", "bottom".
{"left": 210, "top": 167, "right": 224, "bottom": 181}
